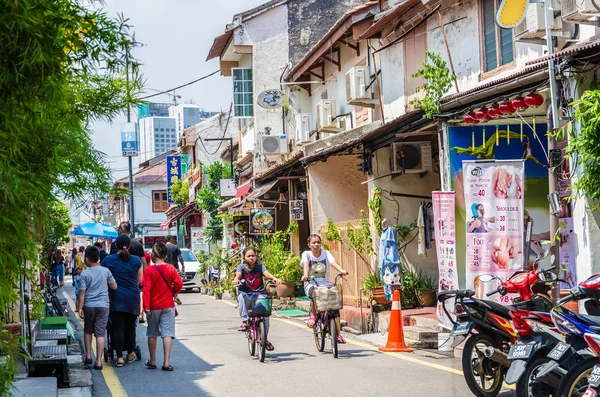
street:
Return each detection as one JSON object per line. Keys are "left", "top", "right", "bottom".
{"left": 61, "top": 282, "right": 516, "bottom": 397}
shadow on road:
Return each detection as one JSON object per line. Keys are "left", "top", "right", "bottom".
{"left": 268, "top": 351, "right": 316, "bottom": 363}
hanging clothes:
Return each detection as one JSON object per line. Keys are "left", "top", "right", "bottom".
{"left": 427, "top": 205, "right": 435, "bottom": 241}
{"left": 378, "top": 226, "right": 401, "bottom": 301}
{"left": 417, "top": 205, "right": 426, "bottom": 257}
{"left": 423, "top": 203, "right": 432, "bottom": 249}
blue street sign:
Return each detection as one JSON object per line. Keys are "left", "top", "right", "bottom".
{"left": 121, "top": 122, "right": 138, "bottom": 156}
{"left": 167, "top": 155, "right": 182, "bottom": 205}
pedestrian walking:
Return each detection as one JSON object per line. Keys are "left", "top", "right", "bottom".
{"left": 78, "top": 246, "right": 117, "bottom": 370}
{"left": 73, "top": 246, "right": 86, "bottom": 311}
{"left": 143, "top": 243, "right": 183, "bottom": 372}
{"left": 69, "top": 248, "right": 78, "bottom": 284}
{"left": 50, "top": 249, "right": 65, "bottom": 288}
{"left": 94, "top": 241, "right": 108, "bottom": 263}
{"left": 102, "top": 235, "right": 143, "bottom": 367}
{"left": 165, "top": 235, "right": 184, "bottom": 305}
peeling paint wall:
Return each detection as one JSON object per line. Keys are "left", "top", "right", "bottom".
{"left": 287, "top": 0, "right": 369, "bottom": 65}
{"left": 307, "top": 156, "right": 369, "bottom": 231}
{"left": 379, "top": 40, "right": 405, "bottom": 122}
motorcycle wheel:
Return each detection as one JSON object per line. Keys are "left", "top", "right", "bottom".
{"left": 556, "top": 357, "right": 597, "bottom": 397}
{"left": 462, "top": 334, "right": 506, "bottom": 397}
{"left": 517, "top": 357, "right": 556, "bottom": 397}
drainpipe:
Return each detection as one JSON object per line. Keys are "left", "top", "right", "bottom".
{"left": 280, "top": 63, "right": 291, "bottom": 137}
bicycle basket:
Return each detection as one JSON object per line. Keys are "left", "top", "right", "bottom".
{"left": 314, "top": 285, "right": 343, "bottom": 312}
{"left": 245, "top": 294, "right": 272, "bottom": 317}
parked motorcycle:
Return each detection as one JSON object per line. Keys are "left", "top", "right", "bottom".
{"left": 535, "top": 274, "right": 600, "bottom": 397}
{"left": 579, "top": 333, "right": 600, "bottom": 397}
{"left": 438, "top": 266, "right": 555, "bottom": 397}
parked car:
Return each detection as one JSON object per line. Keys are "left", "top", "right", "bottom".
{"left": 181, "top": 249, "right": 202, "bottom": 292}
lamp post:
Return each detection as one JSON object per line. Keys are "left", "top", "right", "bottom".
{"left": 203, "top": 137, "right": 234, "bottom": 182}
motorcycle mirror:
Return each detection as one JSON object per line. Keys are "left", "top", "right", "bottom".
{"left": 478, "top": 274, "right": 495, "bottom": 283}
{"left": 537, "top": 270, "right": 558, "bottom": 282}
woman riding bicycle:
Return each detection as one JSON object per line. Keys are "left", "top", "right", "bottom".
{"left": 301, "top": 234, "right": 348, "bottom": 344}
{"left": 233, "top": 247, "right": 280, "bottom": 351}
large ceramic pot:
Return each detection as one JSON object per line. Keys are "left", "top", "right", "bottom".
{"left": 371, "top": 286, "right": 391, "bottom": 305}
{"left": 276, "top": 282, "right": 296, "bottom": 298}
{"left": 419, "top": 290, "right": 436, "bottom": 307}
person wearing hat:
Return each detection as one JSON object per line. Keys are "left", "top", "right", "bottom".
{"left": 102, "top": 235, "right": 143, "bottom": 367}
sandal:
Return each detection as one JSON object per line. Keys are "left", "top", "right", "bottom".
{"left": 307, "top": 317, "right": 317, "bottom": 328}
{"left": 144, "top": 360, "right": 157, "bottom": 369}
{"left": 93, "top": 364, "right": 103, "bottom": 370}
{"left": 238, "top": 324, "right": 249, "bottom": 332}
{"left": 84, "top": 358, "right": 93, "bottom": 366}
{"left": 265, "top": 342, "right": 274, "bottom": 351}
{"left": 116, "top": 360, "right": 124, "bottom": 368}
{"left": 162, "top": 365, "right": 174, "bottom": 371}
{"left": 126, "top": 354, "right": 137, "bottom": 364}
{"left": 337, "top": 335, "right": 347, "bottom": 344}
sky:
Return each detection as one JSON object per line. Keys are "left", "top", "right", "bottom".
{"left": 91, "top": 0, "right": 267, "bottom": 180}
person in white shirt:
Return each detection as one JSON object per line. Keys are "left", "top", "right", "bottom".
{"left": 300, "top": 234, "right": 348, "bottom": 344}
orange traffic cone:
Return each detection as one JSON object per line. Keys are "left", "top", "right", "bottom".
{"left": 379, "top": 289, "right": 414, "bottom": 353}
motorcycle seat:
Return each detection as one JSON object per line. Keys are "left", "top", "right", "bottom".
{"left": 438, "top": 290, "right": 475, "bottom": 300}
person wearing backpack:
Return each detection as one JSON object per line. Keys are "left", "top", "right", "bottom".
{"left": 142, "top": 243, "right": 183, "bottom": 371}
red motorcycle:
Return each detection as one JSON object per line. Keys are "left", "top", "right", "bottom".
{"left": 439, "top": 265, "right": 556, "bottom": 397}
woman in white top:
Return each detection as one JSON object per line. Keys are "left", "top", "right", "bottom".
{"left": 301, "top": 234, "right": 348, "bottom": 343}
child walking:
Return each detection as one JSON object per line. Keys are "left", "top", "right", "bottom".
{"left": 78, "top": 246, "right": 117, "bottom": 370}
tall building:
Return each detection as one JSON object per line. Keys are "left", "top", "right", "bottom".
{"left": 168, "top": 104, "right": 218, "bottom": 139}
{"left": 139, "top": 117, "right": 177, "bottom": 163}
{"left": 138, "top": 102, "right": 170, "bottom": 122}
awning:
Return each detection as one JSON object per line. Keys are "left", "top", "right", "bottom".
{"left": 235, "top": 181, "right": 252, "bottom": 198}
{"left": 206, "top": 29, "right": 234, "bottom": 61}
{"left": 159, "top": 202, "right": 197, "bottom": 230}
{"left": 247, "top": 180, "right": 279, "bottom": 201}
{"left": 218, "top": 197, "right": 239, "bottom": 212}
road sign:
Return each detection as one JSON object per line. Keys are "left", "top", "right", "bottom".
{"left": 121, "top": 122, "right": 138, "bottom": 157}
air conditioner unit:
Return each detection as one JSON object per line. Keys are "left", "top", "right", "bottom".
{"left": 391, "top": 142, "right": 433, "bottom": 174}
{"left": 260, "top": 135, "right": 288, "bottom": 155}
{"left": 295, "top": 114, "right": 312, "bottom": 143}
{"left": 514, "top": 18, "right": 529, "bottom": 39}
{"left": 562, "top": 0, "right": 600, "bottom": 23}
{"left": 525, "top": 3, "right": 563, "bottom": 38}
{"left": 316, "top": 99, "right": 338, "bottom": 132}
{"left": 336, "top": 115, "right": 350, "bottom": 132}
{"left": 346, "top": 66, "right": 369, "bottom": 102}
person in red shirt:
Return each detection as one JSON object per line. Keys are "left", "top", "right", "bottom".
{"left": 142, "top": 243, "right": 183, "bottom": 371}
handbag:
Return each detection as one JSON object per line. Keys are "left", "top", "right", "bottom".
{"left": 154, "top": 265, "right": 179, "bottom": 317}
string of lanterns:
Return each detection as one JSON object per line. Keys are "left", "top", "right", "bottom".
{"left": 463, "top": 92, "right": 544, "bottom": 150}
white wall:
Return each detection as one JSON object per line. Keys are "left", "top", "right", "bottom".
{"left": 191, "top": 111, "right": 238, "bottom": 165}
{"left": 379, "top": 40, "right": 406, "bottom": 122}
{"left": 307, "top": 156, "right": 369, "bottom": 231}
{"left": 369, "top": 146, "right": 441, "bottom": 277}
{"left": 133, "top": 182, "right": 167, "bottom": 225}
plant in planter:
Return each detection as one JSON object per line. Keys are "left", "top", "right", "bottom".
{"left": 400, "top": 267, "right": 438, "bottom": 307}
{"left": 417, "top": 270, "right": 438, "bottom": 307}
{"left": 363, "top": 271, "right": 389, "bottom": 305}
{"left": 274, "top": 254, "right": 302, "bottom": 298}
{"left": 213, "top": 287, "right": 223, "bottom": 300}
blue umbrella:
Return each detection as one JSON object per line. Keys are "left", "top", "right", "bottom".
{"left": 71, "top": 222, "right": 118, "bottom": 239}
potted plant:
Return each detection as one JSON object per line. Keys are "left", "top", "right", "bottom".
{"left": 364, "top": 272, "right": 389, "bottom": 305}
{"left": 275, "top": 254, "right": 302, "bottom": 298}
{"left": 213, "top": 286, "right": 223, "bottom": 300}
{"left": 400, "top": 267, "right": 421, "bottom": 308}
{"left": 417, "top": 270, "right": 437, "bottom": 307}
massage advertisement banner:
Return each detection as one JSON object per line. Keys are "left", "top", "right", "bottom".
{"left": 463, "top": 160, "right": 524, "bottom": 304}
{"left": 432, "top": 192, "right": 459, "bottom": 329}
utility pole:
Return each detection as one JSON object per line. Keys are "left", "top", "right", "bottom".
{"left": 126, "top": 48, "right": 135, "bottom": 238}
{"left": 543, "top": 0, "right": 561, "bottom": 301}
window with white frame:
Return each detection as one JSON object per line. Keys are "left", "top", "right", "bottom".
{"left": 233, "top": 68, "right": 253, "bottom": 118}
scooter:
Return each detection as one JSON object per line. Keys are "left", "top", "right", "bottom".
{"left": 534, "top": 274, "right": 600, "bottom": 397}
{"left": 438, "top": 266, "right": 555, "bottom": 397}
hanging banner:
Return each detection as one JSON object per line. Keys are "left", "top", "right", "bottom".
{"left": 559, "top": 217, "right": 576, "bottom": 288}
{"left": 250, "top": 208, "right": 276, "bottom": 234}
{"left": 190, "top": 227, "right": 209, "bottom": 254}
{"left": 166, "top": 155, "right": 182, "bottom": 205}
{"left": 432, "top": 192, "right": 459, "bottom": 329}
{"left": 289, "top": 200, "right": 304, "bottom": 221}
{"left": 463, "top": 160, "right": 525, "bottom": 304}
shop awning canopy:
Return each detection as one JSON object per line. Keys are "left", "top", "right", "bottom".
{"left": 235, "top": 181, "right": 252, "bottom": 198}
{"left": 160, "top": 202, "right": 197, "bottom": 230}
{"left": 247, "top": 180, "right": 279, "bottom": 201}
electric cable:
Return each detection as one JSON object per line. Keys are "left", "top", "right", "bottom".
{"left": 140, "top": 70, "right": 220, "bottom": 100}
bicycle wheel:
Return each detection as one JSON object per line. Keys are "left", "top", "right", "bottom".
{"left": 330, "top": 316, "right": 338, "bottom": 359}
{"left": 314, "top": 318, "right": 325, "bottom": 352}
{"left": 257, "top": 320, "right": 266, "bottom": 363}
{"left": 246, "top": 327, "right": 255, "bottom": 357}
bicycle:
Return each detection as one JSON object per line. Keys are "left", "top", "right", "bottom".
{"left": 239, "top": 280, "right": 274, "bottom": 363}
{"left": 310, "top": 274, "right": 344, "bottom": 359}
{"left": 40, "top": 284, "right": 67, "bottom": 317}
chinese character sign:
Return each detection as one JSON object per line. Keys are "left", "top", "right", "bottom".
{"left": 166, "top": 155, "right": 182, "bottom": 205}
{"left": 289, "top": 200, "right": 304, "bottom": 221}
{"left": 463, "top": 160, "right": 524, "bottom": 304}
{"left": 121, "top": 122, "right": 138, "bottom": 156}
{"left": 433, "top": 192, "right": 459, "bottom": 329}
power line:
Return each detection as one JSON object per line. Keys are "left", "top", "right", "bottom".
{"left": 140, "top": 71, "right": 220, "bottom": 100}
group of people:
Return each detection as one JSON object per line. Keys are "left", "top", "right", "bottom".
{"left": 73, "top": 221, "right": 183, "bottom": 371}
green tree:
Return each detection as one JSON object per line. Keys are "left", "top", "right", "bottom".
{"left": 41, "top": 201, "right": 72, "bottom": 267}
{"left": 0, "top": 2, "right": 141, "bottom": 392}
{"left": 169, "top": 177, "right": 190, "bottom": 208}
{"left": 411, "top": 51, "right": 456, "bottom": 119}
{"left": 196, "top": 162, "right": 232, "bottom": 243}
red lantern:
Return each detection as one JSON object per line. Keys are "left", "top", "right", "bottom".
{"left": 512, "top": 97, "right": 528, "bottom": 111}
{"left": 499, "top": 102, "right": 515, "bottom": 115}
{"left": 464, "top": 113, "right": 478, "bottom": 124}
{"left": 487, "top": 105, "right": 501, "bottom": 118}
{"left": 474, "top": 108, "right": 488, "bottom": 121}
{"left": 525, "top": 93, "right": 544, "bottom": 107}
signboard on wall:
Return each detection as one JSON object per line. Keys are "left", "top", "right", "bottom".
{"left": 166, "top": 155, "right": 182, "bottom": 205}
{"left": 433, "top": 191, "right": 458, "bottom": 329}
{"left": 463, "top": 160, "right": 525, "bottom": 304}
{"left": 233, "top": 216, "right": 250, "bottom": 237}
{"left": 190, "top": 227, "right": 209, "bottom": 254}
{"left": 250, "top": 208, "right": 276, "bottom": 234}
{"left": 289, "top": 200, "right": 304, "bottom": 221}
{"left": 219, "top": 179, "right": 236, "bottom": 197}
